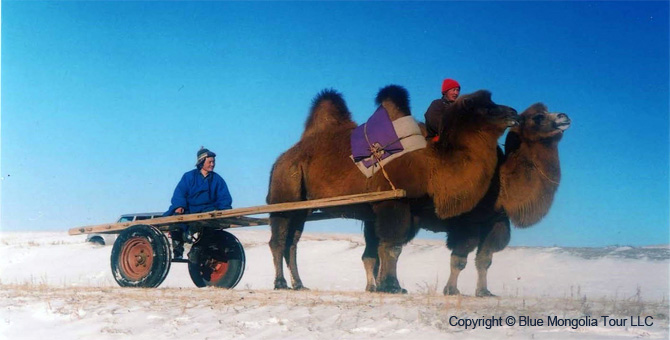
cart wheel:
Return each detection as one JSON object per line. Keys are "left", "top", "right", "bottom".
{"left": 111, "top": 224, "right": 171, "bottom": 288}
{"left": 188, "top": 230, "right": 245, "bottom": 288}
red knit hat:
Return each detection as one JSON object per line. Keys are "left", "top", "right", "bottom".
{"left": 441, "top": 78, "right": 460, "bottom": 93}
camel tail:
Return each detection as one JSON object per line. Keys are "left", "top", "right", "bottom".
{"left": 303, "top": 89, "right": 352, "bottom": 134}
{"left": 375, "top": 85, "right": 411, "bottom": 116}
{"left": 266, "top": 150, "right": 306, "bottom": 205}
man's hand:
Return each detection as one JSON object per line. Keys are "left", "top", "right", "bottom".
{"left": 175, "top": 207, "right": 185, "bottom": 214}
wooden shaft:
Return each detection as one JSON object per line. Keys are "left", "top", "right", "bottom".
{"left": 68, "top": 189, "right": 406, "bottom": 235}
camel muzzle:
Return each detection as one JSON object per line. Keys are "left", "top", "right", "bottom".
{"left": 506, "top": 114, "right": 520, "bottom": 127}
{"left": 554, "top": 113, "right": 571, "bottom": 131}
{"left": 496, "top": 106, "right": 518, "bottom": 127}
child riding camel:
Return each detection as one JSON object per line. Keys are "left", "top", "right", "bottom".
{"left": 424, "top": 78, "right": 461, "bottom": 142}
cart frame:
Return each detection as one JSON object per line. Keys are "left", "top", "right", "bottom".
{"left": 69, "top": 189, "right": 406, "bottom": 289}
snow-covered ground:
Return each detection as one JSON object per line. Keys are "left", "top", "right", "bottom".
{"left": 1, "top": 230, "right": 668, "bottom": 339}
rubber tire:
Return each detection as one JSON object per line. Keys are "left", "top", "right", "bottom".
{"left": 111, "top": 224, "right": 171, "bottom": 288}
{"left": 188, "top": 230, "right": 245, "bottom": 288}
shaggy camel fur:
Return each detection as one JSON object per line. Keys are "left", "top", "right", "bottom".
{"left": 267, "top": 85, "right": 517, "bottom": 293}
{"left": 362, "top": 103, "right": 570, "bottom": 296}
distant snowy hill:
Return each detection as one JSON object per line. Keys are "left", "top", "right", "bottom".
{"left": 1, "top": 230, "right": 668, "bottom": 339}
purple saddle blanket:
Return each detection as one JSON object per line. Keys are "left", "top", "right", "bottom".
{"left": 351, "top": 106, "right": 405, "bottom": 168}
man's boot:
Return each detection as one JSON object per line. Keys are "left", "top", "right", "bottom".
{"left": 169, "top": 229, "right": 184, "bottom": 259}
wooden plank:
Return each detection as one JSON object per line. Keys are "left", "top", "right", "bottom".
{"left": 68, "top": 189, "right": 406, "bottom": 235}
{"left": 176, "top": 217, "right": 270, "bottom": 230}
{"left": 70, "top": 215, "right": 269, "bottom": 235}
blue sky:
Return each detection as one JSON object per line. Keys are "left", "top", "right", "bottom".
{"left": 2, "top": 1, "right": 668, "bottom": 247}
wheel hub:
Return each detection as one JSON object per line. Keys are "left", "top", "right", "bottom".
{"left": 119, "top": 237, "right": 154, "bottom": 280}
{"left": 206, "top": 259, "right": 229, "bottom": 282}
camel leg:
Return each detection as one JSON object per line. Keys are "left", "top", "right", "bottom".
{"left": 377, "top": 242, "right": 406, "bottom": 293}
{"left": 267, "top": 159, "right": 305, "bottom": 290}
{"left": 474, "top": 249, "right": 494, "bottom": 297}
{"left": 444, "top": 253, "right": 467, "bottom": 295}
{"left": 269, "top": 214, "right": 290, "bottom": 290}
{"left": 444, "top": 229, "right": 478, "bottom": 296}
{"left": 475, "top": 218, "right": 511, "bottom": 297}
{"left": 284, "top": 211, "right": 308, "bottom": 290}
{"left": 362, "top": 220, "right": 379, "bottom": 292}
{"left": 373, "top": 201, "right": 412, "bottom": 294}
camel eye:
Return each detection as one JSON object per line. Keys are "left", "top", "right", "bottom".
{"left": 532, "top": 114, "right": 545, "bottom": 124}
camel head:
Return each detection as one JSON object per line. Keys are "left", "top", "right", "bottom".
{"left": 438, "top": 90, "right": 518, "bottom": 148}
{"left": 513, "top": 103, "right": 571, "bottom": 142}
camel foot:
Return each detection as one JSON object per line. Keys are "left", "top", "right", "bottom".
{"left": 292, "top": 284, "right": 310, "bottom": 291}
{"left": 443, "top": 285, "right": 460, "bottom": 296}
{"left": 365, "top": 284, "right": 377, "bottom": 292}
{"left": 377, "top": 287, "right": 407, "bottom": 294}
{"left": 476, "top": 288, "right": 496, "bottom": 297}
{"left": 377, "top": 278, "right": 407, "bottom": 294}
{"left": 274, "top": 278, "right": 289, "bottom": 290}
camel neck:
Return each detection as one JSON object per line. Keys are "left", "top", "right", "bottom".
{"left": 496, "top": 137, "right": 561, "bottom": 227}
{"left": 428, "top": 127, "right": 502, "bottom": 219}
{"left": 519, "top": 140, "right": 560, "bottom": 166}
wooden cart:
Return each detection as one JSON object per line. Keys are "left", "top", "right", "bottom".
{"left": 68, "top": 190, "right": 406, "bottom": 289}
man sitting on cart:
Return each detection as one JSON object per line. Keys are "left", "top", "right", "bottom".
{"left": 164, "top": 147, "right": 233, "bottom": 259}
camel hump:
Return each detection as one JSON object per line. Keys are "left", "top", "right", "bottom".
{"left": 375, "top": 85, "right": 411, "bottom": 117}
{"left": 303, "top": 89, "right": 352, "bottom": 134}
